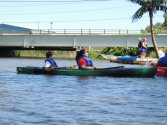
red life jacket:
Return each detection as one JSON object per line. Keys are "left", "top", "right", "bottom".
{"left": 77, "top": 57, "right": 93, "bottom": 69}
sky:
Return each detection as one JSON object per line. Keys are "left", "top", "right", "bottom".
{"left": 0, "top": 0, "right": 164, "bottom": 30}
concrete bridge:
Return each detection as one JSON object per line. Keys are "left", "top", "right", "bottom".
{"left": 0, "top": 29, "right": 167, "bottom": 51}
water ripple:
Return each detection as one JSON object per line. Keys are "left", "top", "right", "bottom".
{"left": 0, "top": 58, "right": 167, "bottom": 125}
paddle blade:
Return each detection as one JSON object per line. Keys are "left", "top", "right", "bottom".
{"left": 70, "top": 65, "right": 76, "bottom": 69}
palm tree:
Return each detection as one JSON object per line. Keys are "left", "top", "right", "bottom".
{"left": 128, "top": 0, "right": 167, "bottom": 59}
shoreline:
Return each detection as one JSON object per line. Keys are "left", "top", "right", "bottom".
{"left": 0, "top": 56, "right": 109, "bottom": 61}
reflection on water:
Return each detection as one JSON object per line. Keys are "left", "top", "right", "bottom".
{"left": 0, "top": 58, "right": 167, "bottom": 125}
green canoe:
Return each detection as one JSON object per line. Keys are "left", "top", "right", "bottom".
{"left": 17, "top": 66, "right": 157, "bottom": 78}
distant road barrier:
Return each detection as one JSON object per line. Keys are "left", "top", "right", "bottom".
{"left": 1, "top": 34, "right": 167, "bottom": 49}
{"left": 0, "top": 29, "right": 144, "bottom": 35}
{"left": 34, "top": 29, "right": 142, "bottom": 35}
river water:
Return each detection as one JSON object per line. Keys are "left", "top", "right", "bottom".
{"left": 0, "top": 58, "right": 167, "bottom": 125}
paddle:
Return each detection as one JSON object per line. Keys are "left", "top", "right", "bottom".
{"left": 100, "top": 66, "right": 124, "bottom": 70}
{"left": 45, "top": 65, "right": 123, "bottom": 71}
{"left": 45, "top": 65, "right": 76, "bottom": 71}
{"left": 93, "top": 66, "right": 124, "bottom": 70}
{"left": 58, "top": 65, "right": 76, "bottom": 69}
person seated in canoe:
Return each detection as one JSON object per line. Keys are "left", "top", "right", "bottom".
{"left": 153, "top": 50, "right": 167, "bottom": 67}
{"left": 44, "top": 51, "right": 58, "bottom": 71}
{"left": 76, "top": 49, "right": 99, "bottom": 70}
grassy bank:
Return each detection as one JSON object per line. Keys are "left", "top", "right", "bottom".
{"left": 101, "top": 47, "right": 167, "bottom": 58}
{"left": 147, "top": 48, "right": 167, "bottom": 58}
{"left": 88, "top": 49, "right": 102, "bottom": 60}
{"left": 11, "top": 47, "right": 167, "bottom": 60}
{"left": 13, "top": 50, "right": 102, "bottom": 60}
{"left": 13, "top": 50, "right": 75, "bottom": 58}
{"left": 101, "top": 47, "right": 139, "bottom": 56}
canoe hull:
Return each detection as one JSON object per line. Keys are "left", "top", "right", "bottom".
{"left": 117, "top": 56, "right": 138, "bottom": 61}
{"left": 17, "top": 67, "right": 157, "bottom": 78}
{"left": 100, "top": 54, "right": 138, "bottom": 61}
{"left": 157, "top": 66, "right": 167, "bottom": 77}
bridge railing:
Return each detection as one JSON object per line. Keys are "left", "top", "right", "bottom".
{"left": 0, "top": 28, "right": 144, "bottom": 35}
{"left": 32, "top": 29, "right": 142, "bottom": 35}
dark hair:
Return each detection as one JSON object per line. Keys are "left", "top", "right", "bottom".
{"left": 75, "top": 49, "right": 86, "bottom": 61}
{"left": 46, "top": 51, "right": 54, "bottom": 58}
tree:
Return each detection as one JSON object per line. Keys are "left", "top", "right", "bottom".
{"left": 141, "top": 22, "right": 165, "bottom": 34}
{"left": 164, "top": 2, "right": 167, "bottom": 24}
{"left": 128, "top": 0, "right": 167, "bottom": 58}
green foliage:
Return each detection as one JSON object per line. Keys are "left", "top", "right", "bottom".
{"left": 147, "top": 51, "right": 156, "bottom": 58}
{"left": 147, "top": 48, "right": 167, "bottom": 58}
{"left": 128, "top": 0, "right": 167, "bottom": 22}
{"left": 101, "top": 47, "right": 138, "bottom": 56}
{"left": 129, "top": 0, "right": 167, "bottom": 58}
{"left": 127, "top": 48, "right": 139, "bottom": 56}
{"left": 88, "top": 49, "right": 101, "bottom": 60}
{"left": 141, "top": 22, "right": 165, "bottom": 34}
{"left": 13, "top": 50, "right": 74, "bottom": 58}
{"left": 162, "top": 13, "right": 167, "bottom": 27}
{"left": 102, "top": 47, "right": 167, "bottom": 58}
{"left": 11, "top": 47, "right": 167, "bottom": 60}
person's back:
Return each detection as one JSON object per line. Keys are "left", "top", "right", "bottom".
{"left": 138, "top": 40, "right": 142, "bottom": 48}
{"left": 77, "top": 56, "right": 93, "bottom": 68}
{"left": 76, "top": 49, "right": 95, "bottom": 70}
{"left": 138, "top": 37, "right": 142, "bottom": 50}
{"left": 158, "top": 52, "right": 167, "bottom": 67}
{"left": 138, "top": 41, "right": 142, "bottom": 48}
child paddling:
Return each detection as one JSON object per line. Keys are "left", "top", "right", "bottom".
{"left": 44, "top": 51, "right": 58, "bottom": 71}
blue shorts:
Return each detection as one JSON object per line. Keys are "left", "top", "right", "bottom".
{"left": 141, "top": 48, "right": 146, "bottom": 53}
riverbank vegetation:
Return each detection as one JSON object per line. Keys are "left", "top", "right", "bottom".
{"left": 101, "top": 47, "right": 138, "bottom": 56}
{"left": 101, "top": 47, "right": 166, "bottom": 58}
{"left": 13, "top": 50, "right": 102, "bottom": 60}
{"left": 11, "top": 48, "right": 139, "bottom": 60}
{"left": 141, "top": 22, "right": 167, "bottom": 35}
{"left": 13, "top": 50, "right": 75, "bottom": 58}
{"left": 9, "top": 47, "right": 167, "bottom": 60}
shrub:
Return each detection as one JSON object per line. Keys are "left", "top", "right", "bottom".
{"left": 88, "top": 49, "right": 101, "bottom": 60}
{"left": 101, "top": 47, "right": 138, "bottom": 56}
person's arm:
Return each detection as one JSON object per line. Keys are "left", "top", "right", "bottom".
{"left": 80, "top": 65, "right": 96, "bottom": 70}
{"left": 44, "top": 61, "right": 57, "bottom": 71}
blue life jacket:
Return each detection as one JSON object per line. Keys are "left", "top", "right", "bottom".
{"left": 158, "top": 53, "right": 167, "bottom": 67}
{"left": 45, "top": 59, "right": 58, "bottom": 67}
{"left": 77, "top": 57, "right": 93, "bottom": 68}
